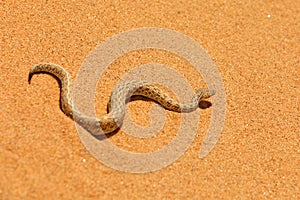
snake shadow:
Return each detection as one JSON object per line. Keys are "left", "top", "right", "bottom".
{"left": 29, "top": 71, "right": 67, "bottom": 112}
{"left": 94, "top": 96, "right": 213, "bottom": 141}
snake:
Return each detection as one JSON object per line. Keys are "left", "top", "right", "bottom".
{"left": 28, "top": 63, "right": 215, "bottom": 136}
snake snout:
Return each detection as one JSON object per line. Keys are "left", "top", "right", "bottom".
{"left": 209, "top": 88, "right": 216, "bottom": 97}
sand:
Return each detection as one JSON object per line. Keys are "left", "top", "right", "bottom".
{"left": 0, "top": 1, "right": 299, "bottom": 199}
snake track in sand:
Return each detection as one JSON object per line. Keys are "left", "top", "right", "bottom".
{"left": 28, "top": 63, "right": 215, "bottom": 136}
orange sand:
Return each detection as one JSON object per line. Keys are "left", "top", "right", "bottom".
{"left": 0, "top": 1, "right": 299, "bottom": 199}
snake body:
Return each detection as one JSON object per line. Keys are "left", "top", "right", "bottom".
{"left": 29, "top": 63, "right": 215, "bottom": 135}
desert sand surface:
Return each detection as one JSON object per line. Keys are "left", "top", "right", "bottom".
{"left": 0, "top": 1, "right": 299, "bottom": 199}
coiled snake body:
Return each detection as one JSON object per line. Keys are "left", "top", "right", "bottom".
{"left": 29, "top": 63, "right": 215, "bottom": 135}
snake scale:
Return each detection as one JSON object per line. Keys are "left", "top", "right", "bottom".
{"left": 28, "top": 63, "right": 215, "bottom": 136}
